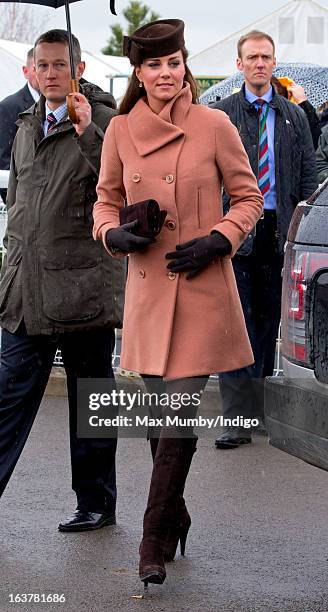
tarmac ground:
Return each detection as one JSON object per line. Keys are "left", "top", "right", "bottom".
{"left": 1, "top": 379, "right": 328, "bottom": 612}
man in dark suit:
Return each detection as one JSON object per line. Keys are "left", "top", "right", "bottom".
{"left": 0, "top": 48, "right": 40, "bottom": 203}
{"left": 212, "top": 30, "right": 318, "bottom": 449}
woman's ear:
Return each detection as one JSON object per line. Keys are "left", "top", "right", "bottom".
{"left": 135, "top": 67, "right": 142, "bottom": 82}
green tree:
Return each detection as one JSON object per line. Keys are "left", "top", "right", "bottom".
{"left": 102, "top": 1, "right": 160, "bottom": 56}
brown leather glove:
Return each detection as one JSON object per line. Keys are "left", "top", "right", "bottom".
{"left": 166, "top": 231, "right": 232, "bottom": 279}
{"left": 106, "top": 220, "right": 155, "bottom": 254}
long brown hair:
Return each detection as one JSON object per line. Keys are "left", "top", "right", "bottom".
{"left": 119, "top": 47, "right": 198, "bottom": 115}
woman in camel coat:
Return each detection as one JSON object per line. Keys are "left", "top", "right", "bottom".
{"left": 93, "top": 19, "right": 263, "bottom": 590}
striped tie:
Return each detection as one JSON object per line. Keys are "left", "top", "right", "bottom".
{"left": 255, "top": 99, "right": 270, "bottom": 197}
{"left": 47, "top": 112, "right": 57, "bottom": 133}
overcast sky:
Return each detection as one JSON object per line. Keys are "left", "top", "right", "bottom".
{"left": 35, "top": 0, "right": 328, "bottom": 55}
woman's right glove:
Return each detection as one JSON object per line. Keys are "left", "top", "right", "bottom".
{"left": 106, "top": 220, "right": 155, "bottom": 254}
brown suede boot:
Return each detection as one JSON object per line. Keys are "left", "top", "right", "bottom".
{"left": 148, "top": 435, "right": 195, "bottom": 562}
{"left": 139, "top": 437, "right": 197, "bottom": 587}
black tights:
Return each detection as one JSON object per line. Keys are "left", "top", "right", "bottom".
{"left": 142, "top": 375, "right": 208, "bottom": 439}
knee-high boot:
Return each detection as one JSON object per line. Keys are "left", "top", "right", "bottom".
{"left": 139, "top": 436, "right": 197, "bottom": 586}
{"left": 148, "top": 435, "right": 193, "bottom": 562}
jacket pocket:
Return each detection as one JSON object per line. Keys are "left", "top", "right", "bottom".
{"left": 6, "top": 237, "right": 22, "bottom": 266}
{"left": 0, "top": 264, "right": 19, "bottom": 314}
{"left": 41, "top": 255, "right": 103, "bottom": 323}
{"left": 0, "top": 239, "right": 22, "bottom": 314}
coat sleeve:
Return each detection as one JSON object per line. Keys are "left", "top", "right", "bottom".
{"left": 74, "top": 107, "right": 117, "bottom": 175}
{"left": 295, "top": 108, "right": 318, "bottom": 199}
{"left": 0, "top": 101, "right": 17, "bottom": 171}
{"left": 299, "top": 100, "right": 321, "bottom": 150}
{"left": 93, "top": 117, "right": 126, "bottom": 253}
{"left": 210, "top": 112, "right": 263, "bottom": 256}
{"left": 2, "top": 138, "right": 18, "bottom": 252}
{"left": 316, "top": 129, "right": 328, "bottom": 184}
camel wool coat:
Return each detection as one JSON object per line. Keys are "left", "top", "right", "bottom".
{"left": 93, "top": 84, "right": 263, "bottom": 379}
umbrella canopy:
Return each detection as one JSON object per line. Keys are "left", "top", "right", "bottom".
{"left": 200, "top": 63, "right": 328, "bottom": 109}
{"left": 0, "top": 0, "right": 118, "bottom": 74}
{"left": 0, "top": 0, "right": 115, "bottom": 9}
{"left": 0, "top": 0, "right": 81, "bottom": 10}
{"left": 0, "top": 0, "right": 83, "bottom": 79}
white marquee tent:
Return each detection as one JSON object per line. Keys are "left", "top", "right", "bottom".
{"left": 189, "top": 0, "right": 328, "bottom": 79}
{"left": 0, "top": 39, "right": 131, "bottom": 102}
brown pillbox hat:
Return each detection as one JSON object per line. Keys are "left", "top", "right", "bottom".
{"left": 123, "top": 18, "right": 185, "bottom": 66}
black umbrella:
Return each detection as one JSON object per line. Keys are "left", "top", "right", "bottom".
{"left": 0, "top": 1, "right": 118, "bottom": 77}
{"left": 0, "top": 1, "right": 84, "bottom": 80}
{"left": 0, "top": 0, "right": 118, "bottom": 120}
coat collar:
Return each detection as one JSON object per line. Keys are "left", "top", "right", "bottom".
{"left": 127, "top": 82, "right": 192, "bottom": 156}
{"left": 19, "top": 94, "right": 71, "bottom": 124}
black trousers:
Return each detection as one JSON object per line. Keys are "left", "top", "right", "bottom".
{"left": 220, "top": 211, "right": 284, "bottom": 421}
{"left": 0, "top": 322, "right": 117, "bottom": 513}
{"left": 143, "top": 376, "right": 208, "bottom": 439}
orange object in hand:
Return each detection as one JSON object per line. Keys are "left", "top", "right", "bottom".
{"left": 277, "top": 76, "right": 296, "bottom": 103}
{"left": 66, "top": 79, "right": 80, "bottom": 124}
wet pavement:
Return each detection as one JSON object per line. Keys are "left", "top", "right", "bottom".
{"left": 1, "top": 382, "right": 328, "bottom": 612}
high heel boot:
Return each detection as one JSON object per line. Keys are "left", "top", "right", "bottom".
{"left": 139, "top": 437, "right": 197, "bottom": 587}
{"left": 148, "top": 435, "right": 195, "bottom": 562}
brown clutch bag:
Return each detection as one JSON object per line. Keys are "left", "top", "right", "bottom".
{"left": 119, "top": 199, "right": 167, "bottom": 239}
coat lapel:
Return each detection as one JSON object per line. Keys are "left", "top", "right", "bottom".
{"left": 127, "top": 83, "right": 192, "bottom": 156}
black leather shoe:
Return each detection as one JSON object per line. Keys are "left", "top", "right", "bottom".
{"left": 58, "top": 510, "right": 116, "bottom": 532}
{"left": 215, "top": 427, "right": 252, "bottom": 449}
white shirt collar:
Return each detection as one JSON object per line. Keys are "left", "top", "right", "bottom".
{"left": 45, "top": 101, "right": 68, "bottom": 123}
{"left": 27, "top": 82, "right": 40, "bottom": 103}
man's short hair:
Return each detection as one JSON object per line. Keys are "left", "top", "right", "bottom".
{"left": 33, "top": 29, "right": 82, "bottom": 66}
{"left": 237, "top": 30, "right": 275, "bottom": 58}
{"left": 26, "top": 48, "right": 34, "bottom": 63}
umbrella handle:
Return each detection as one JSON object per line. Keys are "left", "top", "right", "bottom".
{"left": 67, "top": 79, "right": 80, "bottom": 124}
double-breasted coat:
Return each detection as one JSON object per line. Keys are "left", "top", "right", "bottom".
{"left": 93, "top": 84, "right": 263, "bottom": 379}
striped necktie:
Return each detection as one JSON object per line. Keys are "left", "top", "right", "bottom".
{"left": 47, "top": 112, "right": 57, "bottom": 133}
{"left": 255, "top": 99, "right": 270, "bottom": 197}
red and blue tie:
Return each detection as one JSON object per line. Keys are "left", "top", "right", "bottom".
{"left": 255, "top": 99, "right": 270, "bottom": 197}
{"left": 47, "top": 112, "right": 57, "bottom": 133}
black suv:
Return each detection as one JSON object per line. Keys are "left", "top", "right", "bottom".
{"left": 265, "top": 180, "right": 328, "bottom": 470}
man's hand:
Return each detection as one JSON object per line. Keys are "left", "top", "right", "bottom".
{"left": 288, "top": 83, "right": 307, "bottom": 105}
{"left": 67, "top": 92, "right": 92, "bottom": 136}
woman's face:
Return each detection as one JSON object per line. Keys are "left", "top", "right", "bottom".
{"left": 135, "top": 50, "right": 185, "bottom": 113}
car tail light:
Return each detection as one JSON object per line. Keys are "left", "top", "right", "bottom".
{"left": 282, "top": 244, "right": 328, "bottom": 366}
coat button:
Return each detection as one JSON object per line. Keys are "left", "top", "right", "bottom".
{"left": 165, "top": 219, "right": 176, "bottom": 230}
{"left": 243, "top": 223, "right": 251, "bottom": 231}
{"left": 139, "top": 269, "right": 146, "bottom": 278}
{"left": 167, "top": 272, "right": 176, "bottom": 280}
{"left": 132, "top": 173, "right": 141, "bottom": 183}
{"left": 165, "top": 174, "right": 174, "bottom": 184}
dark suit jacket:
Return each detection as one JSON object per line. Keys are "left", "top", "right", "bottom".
{"left": 0, "top": 83, "right": 35, "bottom": 170}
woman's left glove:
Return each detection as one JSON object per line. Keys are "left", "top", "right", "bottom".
{"left": 166, "top": 231, "right": 232, "bottom": 280}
